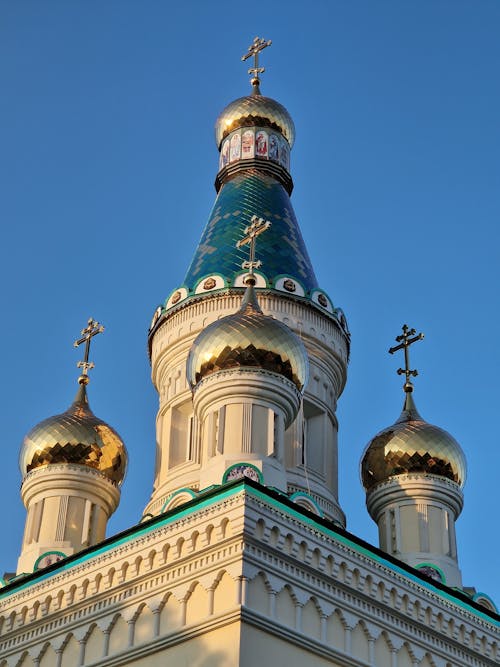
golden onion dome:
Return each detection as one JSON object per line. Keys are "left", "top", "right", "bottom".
{"left": 19, "top": 383, "right": 127, "bottom": 486}
{"left": 187, "top": 283, "right": 308, "bottom": 392}
{"left": 215, "top": 85, "right": 295, "bottom": 149}
{"left": 360, "top": 392, "right": 466, "bottom": 491}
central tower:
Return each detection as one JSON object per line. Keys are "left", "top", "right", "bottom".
{"left": 145, "top": 39, "right": 350, "bottom": 524}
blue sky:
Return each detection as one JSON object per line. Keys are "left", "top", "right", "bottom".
{"left": 1, "top": 2, "right": 499, "bottom": 605}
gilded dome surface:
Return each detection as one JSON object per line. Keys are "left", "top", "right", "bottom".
{"left": 215, "top": 90, "right": 295, "bottom": 149}
{"left": 19, "top": 385, "right": 127, "bottom": 485}
{"left": 361, "top": 393, "right": 466, "bottom": 490}
{"left": 187, "top": 286, "right": 308, "bottom": 391}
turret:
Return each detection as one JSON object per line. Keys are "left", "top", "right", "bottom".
{"left": 146, "top": 38, "right": 349, "bottom": 524}
{"left": 360, "top": 326, "right": 466, "bottom": 587}
{"left": 16, "top": 319, "right": 127, "bottom": 574}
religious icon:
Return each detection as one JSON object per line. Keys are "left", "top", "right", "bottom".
{"left": 283, "top": 278, "right": 296, "bottom": 293}
{"left": 230, "top": 133, "right": 241, "bottom": 162}
{"left": 242, "top": 130, "right": 255, "bottom": 159}
{"left": 171, "top": 291, "right": 182, "bottom": 305}
{"left": 269, "top": 134, "right": 279, "bottom": 162}
{"left": 220, "top": 139, "right": 230, "bottom": 169}
{"left": 255, "top": 130, "right": 268, "bottom": 157}
{"left": 225, "top": 464, "right": 261, "bottom": 483}
{"left": 279, "top": 139, "right": 289, "bottom": 170}
{"left": 203, "top": 277, "right": 217, "bottom": 290}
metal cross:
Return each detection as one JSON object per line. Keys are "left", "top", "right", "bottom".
{"left": 389, "top": 324, "right": 424, "bottom": 391}
{"left": 236, "top": 215, "right": 271, "bottom": 276}
{"left": 242, "top": 36, "right": 272, "bottom": 84}
{"left": 74, "top": 317, "right": 105, "bottom": 381}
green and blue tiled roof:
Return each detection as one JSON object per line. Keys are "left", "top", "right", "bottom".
{"left": 184, "top": 170, "right": 318, "bottom": 292}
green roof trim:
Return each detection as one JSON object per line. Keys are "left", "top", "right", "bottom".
{"left": 1, "top": 479, "right": 498, "bottom": 627}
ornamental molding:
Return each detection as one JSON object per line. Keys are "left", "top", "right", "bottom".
{"left": 1, "top": 488, "right": 498, "bottom": 665}
{"left": 22, "top": 462, "right": 119, "bottom": 489}
{"left": 242, "top": 493, "right": 498, "bottom": 635}
{"left": 150, "top": 291, "right": 349, "bottom": 365}
{"left": 366, "top": 474, "right": 464, "bottom": 519}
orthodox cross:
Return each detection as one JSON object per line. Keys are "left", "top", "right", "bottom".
{"left": 389, "top": 324, "right": 424, "bottom": 391}
{"left": 236, "top": 215, "right": 271, "bottom": 277}
{"left": 242, "top": 36, "right": 272, "bottom": 84}
{"left": 74, "top": 317, "right": 105, "bottom": 383}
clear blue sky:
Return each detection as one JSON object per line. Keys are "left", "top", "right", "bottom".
{"left": 1, "top": 2, "right": 499, "bottom": 605}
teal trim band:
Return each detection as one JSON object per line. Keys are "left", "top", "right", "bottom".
{"left": 0, "top": 483, "right": 245, "bottom": 597}
{"left": 160, "top": 488, "right": 198, "bottom": 513}
{"left": 242, "top": 484, "right": 499, "bottom": 627}
{"left": 289, "top": 491, "right": 323, "bottom": 517}
{"left": 1, "top": 479, "right": 498, "bottom": 628}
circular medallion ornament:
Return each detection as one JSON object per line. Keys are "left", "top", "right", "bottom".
{"left": 283, "top": 278, "right": 296, "bottom": 293}
{"left": 223, "top": 463, "right": 263, "bottom": 484}
{"left": 318, "top": 293, "right": 328, "bottom": 308}
{"left": 34, "top": 551, "right": 66, "bottom": 571}
{"left": 171, "top": 291, "right": 181, "bottom": 305}
{"left": 203, "top": 277, "right": 217, "bottom": 290}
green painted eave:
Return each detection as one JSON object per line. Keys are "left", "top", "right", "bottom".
{"left": 1, "top": 479, "right": 498, "bottom": 627}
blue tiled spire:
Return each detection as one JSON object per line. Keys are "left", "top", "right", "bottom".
{"left": 183, "top": 170, "right": 318, "bottom": 292}
{"left": 152, "top": 82, "right": 347, "bottom": 335}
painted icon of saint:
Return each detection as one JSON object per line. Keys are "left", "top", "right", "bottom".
{"left": 242, "top": 130, "right": 255, "bottom": 158}
{"left": 220, "top": 139, "right": 230, "bottom": 169}
{"left": 256, "top": 130, "right": 268, "bottom": 157}
{"left": 230, "top": 133, "right": 241, "bottom": 161}
{"left": 269, "top": 134, "right": 279, "bottom": 161}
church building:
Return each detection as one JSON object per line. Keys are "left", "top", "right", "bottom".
{"left": 0, "top": 38, "right": 498, "bottom": 667}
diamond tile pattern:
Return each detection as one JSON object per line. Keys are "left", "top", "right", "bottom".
{"left": 187, "top": 299, "right": 308, "bottom": 391}
{"left": 183, "top": 171, "right": 318, "bottom": 292}
{"left": 215, "top": 93, "right": 295, "bottom": 148}
{"left": 361, "top": 409, "right": 466, "bottom": 490}
{"left": 20, "top": 388, "right": 127, "bottom": 485}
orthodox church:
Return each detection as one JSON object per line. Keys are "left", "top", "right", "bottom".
{"left": 0, "top": 38, "right": 498, "bottom": 667}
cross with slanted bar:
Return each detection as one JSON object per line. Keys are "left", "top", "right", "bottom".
{"left": 74, "top": 318, "right": 105, "bottom": 382}
{"left": 389, "top": 324, "right": 424, "bottom": 391}
{"left": 241, "top": 36, "right": 272, "bottom": 84}
{"left": 236, "top": 215, "right": 271, "bottom": 276}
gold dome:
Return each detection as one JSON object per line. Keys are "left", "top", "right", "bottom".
{"left": 187, "top": 284, "right": 308, "bottom": 391}
{"left": 19, "top": 384, "right": 127, "bottom": 486}
{"left": 361, "top": 392, "right": 466, "bottom": 491}
{"left": 215, "top": 87, "right": 295, "bottom": 149}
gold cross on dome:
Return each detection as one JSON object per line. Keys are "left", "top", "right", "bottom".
{"left": 242, "top": 36, "right": 272, "bottom": 84}
{"left": 236, "top": 215, "right": 271, "bottom": 276}
{"left": 74, "top": 317, "right": 105, "bottom": 384}
{"left": 389, "top": 324, "right": 424, "bottom": 392}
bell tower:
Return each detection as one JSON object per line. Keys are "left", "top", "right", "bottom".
{"left": 145, "top": 39, "right": 350, "bottom": 524}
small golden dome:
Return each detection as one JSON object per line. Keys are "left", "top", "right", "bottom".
{"left": 361, "top": 392, "right": 466, "bottom": 491}
{"left": 19, "top": 384, "right": 127, "bottom": 486}
{"left": 187, "top": 284, "right": 308, "bottom": 391}
{"left": 215, "top": 87, "right": 295, "bottom": 149}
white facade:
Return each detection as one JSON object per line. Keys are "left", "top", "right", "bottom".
{"left": 1, "top": 50, "right": 499, "bottom": 667}
{"left": 0, "top": 484, "right": 498, "bottom": 666}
